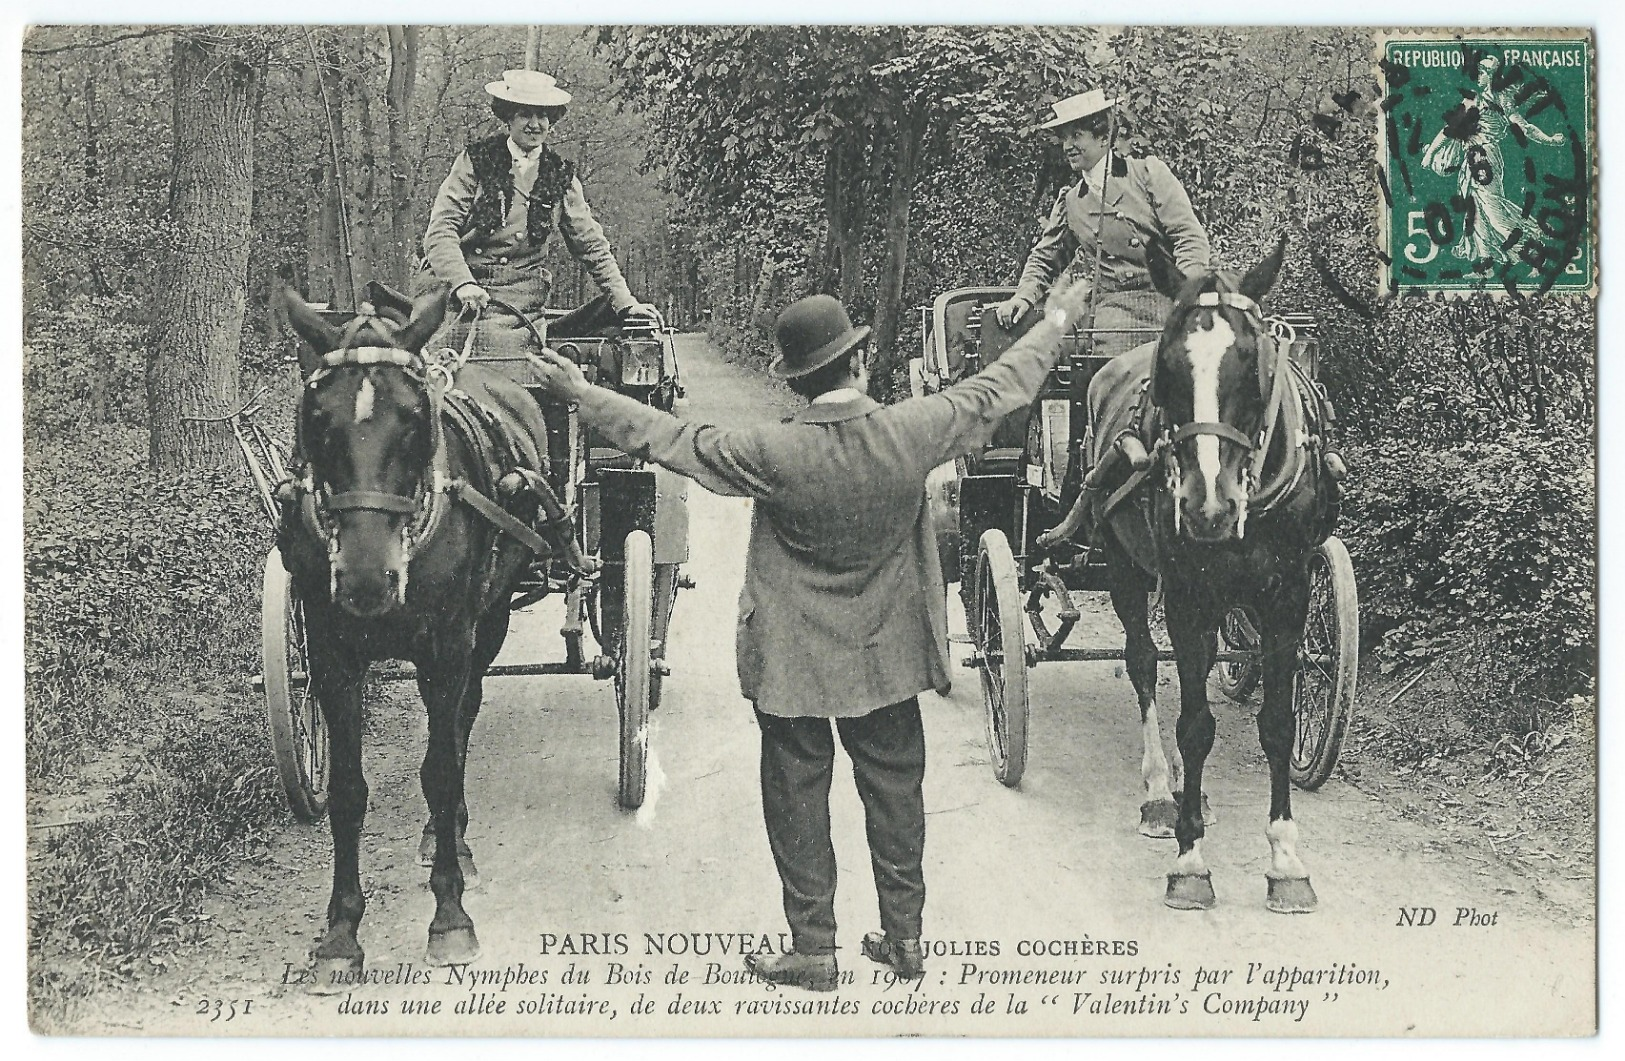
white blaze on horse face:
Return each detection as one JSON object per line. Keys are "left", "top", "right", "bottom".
{"left": 354, "top": 376, "right": 376, "bottom": 424}
{"left": 1183, "top": 313, "right": 1237, "bottom": 504}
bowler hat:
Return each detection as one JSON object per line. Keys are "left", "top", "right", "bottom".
{"left": 769, "top": 295, "right": 871, "bottom": 380}
{"left": 485, "top": 69, "right": 572, "bottom": 108}
{"left": 1037, "top": 88, "right": 1119, "bottom": 131}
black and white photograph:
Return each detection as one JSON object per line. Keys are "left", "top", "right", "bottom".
{"left": 12, "top": 8, "right": 1602, "bottom": 1039}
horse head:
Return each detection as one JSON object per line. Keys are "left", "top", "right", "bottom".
{"left": 282, "top": 286, "right": 448, "bottom": 617}
{"left": 1147, "top": 236, "right": 1287, "bottom": 543}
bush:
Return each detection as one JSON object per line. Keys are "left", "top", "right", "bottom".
{"left": 24, "top": 432, "right": 270, "bottom": 778}
{"left": 23, "top": 293, "right": 150, "bottom": 437}
{"left": 25, "top": 428, "right": 284, "bottom": 1016}
{"left": 1338, "top": 429, "right": 1595, "bottom": 699}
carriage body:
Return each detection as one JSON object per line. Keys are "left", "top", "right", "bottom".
{"left": 912, "top": 285, "right": 1353, "bottom": 792}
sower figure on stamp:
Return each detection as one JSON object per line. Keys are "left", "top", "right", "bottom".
{"left": 993, "top": 88, "right": 1212, "bottom": 356}
{"left": 525, "top": 280, "right": 1096, "bottom": 992}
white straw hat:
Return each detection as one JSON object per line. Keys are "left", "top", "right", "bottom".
{"left": 484, "top": 69, "right": 572, "bottom": 107}
{"left": 1037, "top": 89, "right": 1119, "bottom": 131}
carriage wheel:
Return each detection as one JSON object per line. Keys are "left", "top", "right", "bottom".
{"left": 975, "top": 529, "right": 1029, "bottom": 787}
{"left": 262, "top": 549, "right": 329, "bottom": 822}
{"left": 616, "top": 531, "right": 654, "bottom": 810}
{"left": 1215, "top": 605, "right": 1263, "bottom": 702}
{"left": 650, "top": 562, "right": 679, "bottom": 712}
{"left": 1291, "top": 536, "right": 1360, "bottom": 790}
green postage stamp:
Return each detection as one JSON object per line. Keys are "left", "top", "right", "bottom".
{"left": 1377, "top": 30, "right": 1595, "bottom": 295}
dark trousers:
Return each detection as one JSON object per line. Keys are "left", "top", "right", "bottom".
{"left": 755, "top": 698, "right": 926, "bottom": 956}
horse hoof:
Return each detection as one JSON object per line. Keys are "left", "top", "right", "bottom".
{"left": 1138, "top": 800, "right": 1178, "bottom": 838}
{"left": 1164, "top": 871, "right": 1217, "bottom": 911}
{"left": 427, "top": 926, "right": 481, "bottom": 966}
{"left": 1266, "top": 875, "right": 1318, "bottom": 914}
{"left": 307, "top": 954, "right": 364, "bottom": 995}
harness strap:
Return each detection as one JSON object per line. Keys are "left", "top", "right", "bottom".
{"left": 325, "top": 490, "right": 420, "bottom": 514}
{"left": 1171, "top": 420, "right": 1253, "bottom": 449}
{"left": 450, "top": 480, "right": 553, "bottom": 557}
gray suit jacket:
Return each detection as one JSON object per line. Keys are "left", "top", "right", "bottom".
{"left": 574, "top": 320, "right": 1067, "bottom": 717}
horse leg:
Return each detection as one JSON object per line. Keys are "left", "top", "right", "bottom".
{"left": 1163, "top": 591, "right": 1220, "bottom": 910}
{"left": 309, "top": 642, "right": 369, "bottom": 993}
{"left": 1259, "top": 581, "right": 1318, "bottom": 913}
{"left": 418, "top": 604, "right": 511, "bottom": 892}
{"left": 1104, "top": 535, "right": 1175, "bottom": 838}
{"left": 418, "top": 626, "right": 481, "bottom": 965}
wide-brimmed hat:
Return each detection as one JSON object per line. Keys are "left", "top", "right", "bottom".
{"left": 485, "top": 69, "right": 572, "bottom": 108}
{"left": 769, "top": 295, "right": 871, "bottom": 380}
{"left": 1037, "top": 89, "right": 1119, "bottom": 131}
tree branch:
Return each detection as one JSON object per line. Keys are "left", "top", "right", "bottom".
{"left": 23, "top": 26, "right": 179, "bottom": 56}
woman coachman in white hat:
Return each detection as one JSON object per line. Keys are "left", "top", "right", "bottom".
{"left": 417, "top": 69, "right": 658, "bottom": 348}
{"left": 994, "top": 88, "right": 1211, "bottom": 357}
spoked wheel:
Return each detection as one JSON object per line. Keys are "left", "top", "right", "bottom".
{"left": 615, "top": 531, "right": 654, "bottom": 810}
{"left": 650, "top": 562, "right": 679, "bottom": 712}
{"left": 1215, "top": 605, "right": 1263, "bottom": 702}
{"left": 974, "top": 529, "right": 1028, "bottom": 787}
{"left": 261, "top": 548, "right": 328, "bottom": 822}
{"left": 1291, "top": 536, "right": 1360, "bottom": 790}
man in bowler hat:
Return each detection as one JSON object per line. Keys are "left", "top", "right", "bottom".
{"left": 526, "top": 279, "right": 1093, "bottom": 990}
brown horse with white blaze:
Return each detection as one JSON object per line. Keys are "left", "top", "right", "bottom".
{"left": 1046, "top": 235, "right": 1342, "bottom": 912}
{"left": 278, "top": 287, "right": 552, "bottom": 986}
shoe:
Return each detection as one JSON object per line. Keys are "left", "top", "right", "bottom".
{"left": 743, "top": 949, "right": 839, "bottom": 992}
{"left": 861, "top": 932, "right": 925, "bottom": 980}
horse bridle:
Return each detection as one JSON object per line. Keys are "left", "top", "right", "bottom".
{"left": 291, "top": 319, "right": 454, "bottom": 587}
{"left": 1156, "top": 290, "right": 1296, "bottom": 537}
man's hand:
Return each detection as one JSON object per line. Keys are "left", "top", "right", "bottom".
{"left": 524, "top": 346, "right": 591, "bottom": 404}
{"left": 1043, "top": 273, "right": 1094, "bottom": 331}
{"left": 992, "top": 296, "right": 1032, "bottom": 329}
{"left": 456, "top": 283, "right": 491, "bottom": 311}
{"left": 621, "top": 301, "right": 661, "bottom": 322}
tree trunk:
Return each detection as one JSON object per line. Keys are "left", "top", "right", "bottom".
{"left": 385, "top": 26, "right": 420, "bottom": 288}
{"left": 525, "top": 26, "right": 543, "bottom": 70}
{"left": 869, "top": 110, "right": 924, "bottom": 391}
{"left": 148, "top": 31, "right": 258, "bottom": 473}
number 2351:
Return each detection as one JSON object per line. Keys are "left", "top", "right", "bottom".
{"left": 197, "top": 999, "right": 254, "bottom": 1022}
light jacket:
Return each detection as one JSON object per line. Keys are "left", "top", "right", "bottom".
{"left": 574, "top": 319, "right": 1070, "bottom": 718}
{"left": 1015, "top": 153, "right": 1211, "bottom": 306}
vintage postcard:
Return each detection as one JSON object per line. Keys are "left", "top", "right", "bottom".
{"left": 18, "top": 20, "right": 1597, "bottom": 1039}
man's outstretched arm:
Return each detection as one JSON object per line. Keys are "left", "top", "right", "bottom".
{"left": 525, "top": 354, "right": 775, "bottom": 500}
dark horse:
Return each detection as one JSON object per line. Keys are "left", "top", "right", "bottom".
{"left": 1043, "top": 236, "right": 1342, "bottom": 912}
{"left": 279, "top": 287, "right": 557, "bottom": 984}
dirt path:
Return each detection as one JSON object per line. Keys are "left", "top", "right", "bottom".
{"left": 58, "top": 334, "right": 1594, "bottom": 1037}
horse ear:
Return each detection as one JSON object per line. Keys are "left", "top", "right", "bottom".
{"left": 1146, "top": 241, "right": 1188, "bottom": 302}
{"left": 281, "top": 287, "right": 345, "bottom": 372}
{"left": 394, "top": 287, "right": 449, "bottom": 353}
{"left": 1240, "top": 233, "right": 1288, "bottom": 304}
